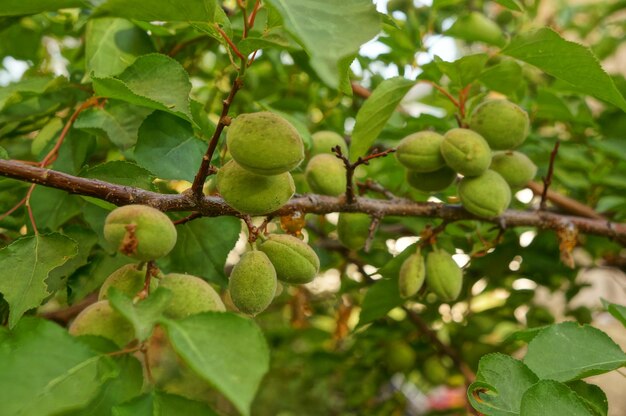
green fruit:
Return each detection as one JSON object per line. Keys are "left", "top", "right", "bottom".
{"left": 337, "top": 213, "right": 371, "bottom": 250}
{"left": 217, "top": 160, "right": 295, "bottom": 216}
{"left": 459, "top": 170, "right": 511, "bottom": 218}
{"left": 396, "top": 131, "right": 446, "bottom": 172}
{"left": 423, "top": 356, "right": 449, "bottom": 385}
{"left": 305, "top": 154, "right": 346, "bottom": 196}
{"left": 469, "top": 100, "right": 530, "bottom": 150}
{"left": 227, "top": 112, "right": 304, "bottom": 175}
{"left": 385, "top": 341, "right": 416, "bottom": 373}
{"left": 159, "top": 273, "right": 225, "bottom": 319}
{"left": 441, "top": 128, "right": 492, "bottom": 176}
{"left": 98, "top": 263, "right": 157, "bottom": 300}
{"left": 406, "top": 167, "right": 457, "bottom": 192}
{"left": 104, "top": 205, "right": 177, "bottom": 261}
{"left": 229, "top": 251, "right": 277, "bottom": 315}
{"left": 426, "top": 249, "right": 463, "bottom": 302}
{"left": 69, "top": 300, "right": 135, "bottom": 347}
{"left": 309, "top": 130, "right": 348, "bottom": 157}
{"left": 398, "top": 252, "right": 425, "bottom": 298}
{"left": 490, "top": 151, "right": 537, "bottom": 189}
{"left": 446, "top": 12, "right": 505, "bottom": 47}
{"left": 258, "top": 234, "right": 320, "bottom": 284}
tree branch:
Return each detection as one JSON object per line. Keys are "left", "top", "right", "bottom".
{"left": 1, "top": 159, "right": 625, "bottom": 241}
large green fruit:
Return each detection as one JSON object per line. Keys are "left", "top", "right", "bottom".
{"left": 337, "top": 213, "right": 371, "bottom": 250}
{"left": 305, "top": 154, "right": 346, "bottom": 196}
{"left": 459, "top": 170, "right": 511, "bottom": 218}
{"left": 441, "top": 128, "right": 492, "bottom": 176}
{"left": 396, "top": 131, "right": 446, "bottom": 172}
{"left": 227, "top": 112, "right": 304, "bottom": 175}
{"left": 385, "top": 340, "right": 416, "bottom": 373}
{"left": 258, "top": 234, "right": 320, "bottom": 284}
{"left": 216, "top": 160, "right": 295, "bottom": 216}
{"left": 69, "top": 300, "right": 135, "bottom": 347}
{"left": 98, "top": 263, "right": 157, "bottom": 300}
{"left": 104, "top": 205, "right": 177, "bottom": 261}
{"left": 159, "top": 273, "right": 225, "bottom": 319}
{"left": 398, "top": 252, "right": 426, "bottom": 298}
{"left": 426, "top": 249, "right": 463, "bottom": 302}
{"left": 490, "top": 151, "right": 537, "bottom": 189}
{"left": 469, "top": 100, "right": 530, "bottom": 150}
{"left": 406, "top": 167, "right": 457, "bottom": 192}
{"left": 309, "top": 130, "right": 348, "bottom": 158}
{"left": 229, "top": 251, "right": 277, "bottom": 315}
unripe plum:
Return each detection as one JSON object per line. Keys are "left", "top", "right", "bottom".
{"left": 426, "top": 249, "right": 463, "bottom": 302}
{"left": 69, "top": 300, "right": 134, "bottom": 347}
{"left": 258, "top": 234, "right": 320, "bottom": 284}
{"left": 398, "top": 252, "right": 425, "bottom": 299}
{"left": 396, "top": 131, "right": 446, "bottom": 172}
{"left": 309, "top": 130, "right": 348, "bottom": 158}
{"left": 159, "top": 273, "right": 225, "bottom": 319}
{"left": 459, "top": 170, "right": 511, "bottom": 218}
{"left": 228, "top": 251, "right": 277, "bottom": 315}
{"left": 98, "top": 263, "right": 156, "bottom": 300}
{"left": 385, "top": 340, "right": 416, "bottom": 373}
{"left": 490, "top": 151, "right": 537, "bottom": 189}
{"left": 469, "top": 100, "right": 530, "bottom": 150}
{"left": 406, "top": 167, "right": 457, "bottom": 193}
{"left": 441, "top": 128, "right": 492, "bottom": 176}
{"left": 305, "top": 154, "right": 346, "bottom": 196}
{"left": 337, "top": 213, "right": 371, "bottom": 250}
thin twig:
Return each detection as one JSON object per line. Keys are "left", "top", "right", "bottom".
{"left": 173, "top": 212, "right": 203, "bottom": 225}
{"left": 247, "top": 0, "right": 262, "bottom": 29}
{"left": 364, "top": 216, "right": 381, "bottom": 253}
{"left": 136, "top": 261, "right": 158, "bottom": 300}
{"left": 215, "top": 25, "right": 245, "bottom": 60}
{"left": 540, "top": 140, "right": 561, "bottom": 210}
{"left": 24, "top": 184, "right": 38, "bottom": 234}
{"left": 357, "top": 179, "right": 397, "bottom": 200}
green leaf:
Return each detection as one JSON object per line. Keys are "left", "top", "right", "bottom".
{"left": 567, "top": 381, "right": 608, "bottom": 416}
{"left": 467, "top": 353, "right": 539, "bottom": 416}
{"left": 109, "top": 287, "right": 172, "bottom": 341}
{"left": 0, "top": 317, "right": 117, "bottom": 415}
{"left": 47, "top": 226, "right": 99, "bottom": 292}
{"left": 0, "top": 146, "right": 8, "bottom": 159}
{"left": 493, "top": 0, "right": 524, "bottom": 11}
{"left": 520, "top": 380, "right": 594, "bottom": 416}
{"left": 350, "top": 77, "right": 414, "bottom": 161}
{"left": 160, "top": 313, "right": 270, "bottom": 416}
{"left": 434, "top": 54, "right": 489, "bottom": 87}
{"left": 601, "top": 298, "right": 626, "bottom": 327}
{"left": 134, "top": 111, "right": 206, "bottom": 181}
{"left": 0, "top": 233, "right": 78, "bottom": 327}
{"left": 112, "top": 391, "right": 218, "bottom": 416}
{"left": 81, "top": 160, "right": 156, "bottom": 191}
{"left": 478, "top": 59, "right": 524, "bottom": 95}
{"left": 0, "top": 0, "right": 82, "bottom": 16}
{"left": 30, "top": 186, "right": 82, "bottom": 230}
{"left": 74, "top": 100, "right": 154, "bottom": 150}
{"left": 85, "top": 18, "right": 154, "bottom": 78}
{"left": 92, "top": 54, "right": 194, "bottom": 123}
{"left": 93, "top": 0, "right": 218, "bottom": 23}
{"left": 166, "top": 217, "right": 241, "bottom": 285}
{"left": 502, "top": 28, "right": 626, "bottom": 112}
{"left": 266, "top": 0, "right": 380, "bottom": 88}
{"left": 523, "top": 322, "right": 626, "bottom": 382}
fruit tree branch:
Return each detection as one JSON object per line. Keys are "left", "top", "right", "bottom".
{"left": 0, "top": 159, "right": 625, "bottom": 242}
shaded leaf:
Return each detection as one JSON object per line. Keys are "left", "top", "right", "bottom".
{"left": 0, "top": 1, "right": 82, "bottom": 16}
{"left": 520, "top": 380, "right": 593, "bottom": 416}
{"left": 567, "top": 380, "right": 608, "bottom": 416}
{"left": 81, "top": 160, "right": 156, "bottom": 191}
{"left": 602, "top": 298, "right": 626, "bottom": 328}
{"left": 93, "top": 0, "right": 218, "bottom": 23}
{"left": 109, "top": 287, "right": 172, "bottom": 341}
{"left": 112, "top": 391, "right": 218, "bottom": 416}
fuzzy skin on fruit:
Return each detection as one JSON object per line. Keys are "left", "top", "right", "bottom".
{"left": 309, "top": 130, "right": 348, "bottom": 158}
{"left": 98, "top": 263, "right": 157, "bottom": 300}
{"left": 490, "top": 151, "right": 537, "bottom": 189}
{"left": 159, "top": 273, "right": 225, "bottom": 319}
{"left": 305, "top": 154, "right": 346, "bottom": 196}
{"left": 441, "top": 128, "right": 492, "bottom": 176}
{"left": 396, "top": 131, "right": 446, "bottom": 172}
{"left": 258, "top": 234, "right": 320, "bottom": 284}
{"left": 337, "top": 213, "right": 371, "bottom": 250}
{"left": 425, "top": 249, "right": 463, "bottom": 302}
{"left": 459, "top": 170, "right": 511, "bottom": 218}
{"left": 216, "top": 160, "right": 295, "bottom": 216}
{"left": 469, "top": 100, "right": 529, "bottom": 150}
{"left": 398, "top": 252, "right": 425, "bottom": 298}
{"left": 104, "top": 205, "right": 177, "bottom": 261}
{"left": 69, "top": 300, "right": 134, "bottom": 347}
{"left": 406, "top": 167, "right": 457, "bottom": 192}
{"left": 229, "top": 251, "right": 277, "bottom": 315}
{"left": 227, "top": 112, "right": 304, "bottom": 175}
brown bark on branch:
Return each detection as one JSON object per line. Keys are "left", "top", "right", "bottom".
{"left": 0, "top": 159, "right": 625, "bottom": 241}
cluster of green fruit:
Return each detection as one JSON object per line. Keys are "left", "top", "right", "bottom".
{"left": 70, "top": 205, "right": 225, "bottom": 347}
{"left": 396, "top": 99, "right": 537, "bottom": 217}
{"left": 398, "top": 247, "right": 463, "bottom": 302}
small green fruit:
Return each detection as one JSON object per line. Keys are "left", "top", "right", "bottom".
{"left": 469, "top": 100, "right": 530, "bottom": 150}
{"left": 229, "top": 251, "right": 277, "bottom": 315}
{"left": 459, "top": 170, "right": 511, "bottom": 218}
{"left": 396, "top": 131, "right": 446, "bottom": 172}
{"left": 337, "top": 213, "right": 371, "bottom": 250}
{"left": 446, "top": 12, "right": 505, "bottom": 47}
{"left": 385, "top": 340, "right": 416, "bottom": 373}
{"left": 69, "top": 300, "right": 134, "bottom": 347}
{"left": 104, "top": 205, "right": 177, "bottom": 261}
{"left": 406, "top": 167, "right": 457, "bottom": 192}
{"left": 426, "top": 249, "right": 463, "bottom": 302}
{"left": 398, "top": 252, "right": 425, "bottom": 299}
{"left": 309, "top": 130, "right": 348, "bottom": 157}
{"left": 98, "top": 264, "right": 157, "bottom": 300}
{"left": 490, "top": 151, "right": 537, "bottom": 189}
{"left": 423, "top": 356, "right": 449, "bottom": 385}
{"left": 441, "top": 128, "right": 492, "bottom": 176}
{"left": 217, "top": 160, "right": 295, "bottom": 216}
{"left": 305, "top": 154, "right": 346, "bottom": 196}
{"left": 227, "top": 112, "right": 304, "bottom": 175}
{"left": 258, "top": 234, "right": 320, "bottom": 284}
{"left": 159, "top": 273, "right": 225, "bottom": 319}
